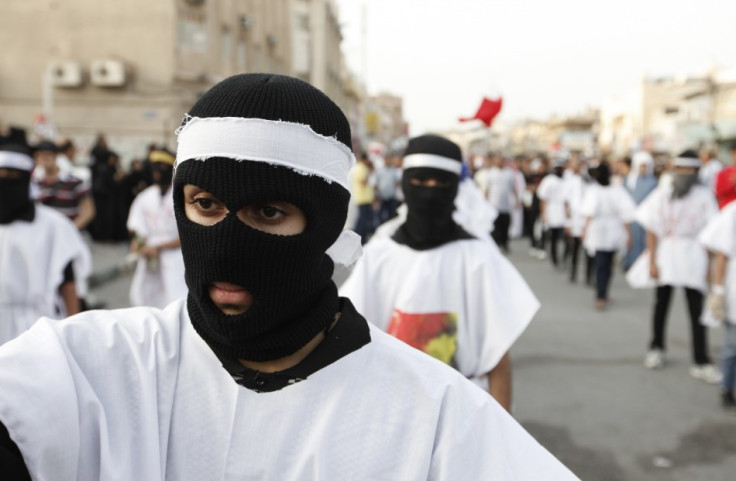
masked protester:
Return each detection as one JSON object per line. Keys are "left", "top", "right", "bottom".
{"left": 126, "top": 148, "right": 187, "bottom": 308}
{"left": 626, "top": 150, "right": 720, "bottom": 383}
{"left": 0, "top": 75, "right": 578, "bottom": 481}
{"left": 341, "top": 134, "right": 540, "bottom": 414}
{"left": 0, "top": 141, "right": 85, "bottom": 344}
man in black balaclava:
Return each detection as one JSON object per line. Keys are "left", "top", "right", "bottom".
{"left": 342, "top": 134, "right": 541, "bottom": 412}
{"left": 0, "top": 140, "right": 82, "bottom": 341}
{"left": 392, "top": 135, "right": 473, "bottom": 250}
{"left": 635, "top": 149, "right": 721, "bottom": 384}
{"left": 0, "top": 75, "right": 579, "bottom": 480}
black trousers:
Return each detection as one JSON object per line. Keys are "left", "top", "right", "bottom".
{"left": 569, "top": 237, "right": 581, "bottom": 282}
{"left": 594, "top": 250, "right": 615, "bottom": 300}
{"left": 650, "top": 285, "right": 710, "bottom": 365}
{"left": 546, "top": 227, "right": 564, "bottom": 266}
{"left": 492, "top": 213, "right": 511, "bottom": 252}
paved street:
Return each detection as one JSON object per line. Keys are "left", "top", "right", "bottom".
{"left": 87, "top": 239, "right": 736, "bottom": 480}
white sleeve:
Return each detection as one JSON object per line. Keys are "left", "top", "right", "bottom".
{"left": 429, "top": 377, "right": 580, "bottom": 480}
{"left": 634, "top": 188, "right": 662, "bottom": 235}
{"left": 579, "top": 187, "right": 597, "bottom": 217}
{"left": 537, "top": 176, "right": 551, "bottom": 200}
{"left": 126, "top": 192, "right": 148, "bottom": 236}
{"left": 699, "top": 204, "right": 736, "bottom": 257}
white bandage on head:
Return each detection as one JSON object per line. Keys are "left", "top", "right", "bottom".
{"left": 0, "top": 151, "right": 34, "bottom": 171}
{"left": 673, "top": 156, "right": 700, "bottom": 168}
{"left": 402, "top": 153, "right": 462, "bottom": 175}
{"left": 175, "top": 116, "right": 356, "bottom": 191}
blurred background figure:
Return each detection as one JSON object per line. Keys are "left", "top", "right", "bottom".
{"left": 581, "top": 161, "right": 636, "bottom": 309}
{"left": 714, "top": 144, "right": 736, "bottom": 209}
{"left": 89, "top": 148, "right": 128, "bottom": 242}
{"left": 621, "top": 151, "right": 658, "bottom": 271}
{"left": 475, "top": 152, "right": 517, "bottom": 253}
{"left": 33, "top": 140, "right": 96, "bottom": 231}
{"left": 699, "top": 147, "right": 722, "bottom": 191}
{"left": 374, "top": 152, "right": 401, "bottom": 224}
{"left": 125, "top": 149, "right": 187, "bottom": 308}
{"left": 0, "top": 139, "right": 85, "bottom": 343}
{"left": 537, "top": 158, "right": 567, "bottom": 267}
{"left": 352, "top": 152, "right": 376, "bottom": 244}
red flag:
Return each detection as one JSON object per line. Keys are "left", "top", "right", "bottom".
{"left": 459, "top": 97, "right": 503, "bottom": 127}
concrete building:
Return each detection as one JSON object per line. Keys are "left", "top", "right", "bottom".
{"left": 0, "top": 0, "right": 352, "bottom": 163}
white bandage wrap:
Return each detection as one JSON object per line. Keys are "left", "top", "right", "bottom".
{"left": 0, "top": 151, "right": 34, "bottom": 171}
{"left": 402, "top": 154, "right": 462, "bottom": 175}
{"left": 673, "top": 157, "right": 700, "bottom": 168}
{"left": 175, "top": 116, "right": 356, "bottom": 191}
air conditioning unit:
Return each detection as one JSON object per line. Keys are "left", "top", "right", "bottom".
{"left": 47, "top": 61, "right": 83, "bottom": 88}
{"left": 90, "top": 59, "right": 127, "bottom": 87}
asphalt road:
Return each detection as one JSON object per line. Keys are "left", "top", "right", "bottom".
{"left": 88, "top": 239, "right": 736, "bottom": 480}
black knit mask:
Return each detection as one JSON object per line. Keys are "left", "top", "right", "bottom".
{"left": 174, "top": 158, "right": 348, "bottom": 362}
{"left": 0, "top": 172, "right": 34, "bottom": 224}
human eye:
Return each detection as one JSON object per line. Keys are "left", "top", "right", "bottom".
{"left": 257, "top": 204, "right": 287, "bottom": 222}
{"left": 190, "top": 195, "right": 224, "bottom": 216}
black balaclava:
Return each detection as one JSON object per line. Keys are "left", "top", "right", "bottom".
{"left": 392, "top": 135, "right": 472, "bottom": 250}
{"left": 150, "top": 153, "right": 174, "bottom": 196}
{"left": 0, "top": 144, "right": 35, "bottom": 224}
{"left": 671, "top": 149, "right": 700, "bottom": 199}
{"left": 593, "top": 162, "right": 611, "bottom": 186}
{"left": 173, "top": 74, "right": 351, "bottom": 362}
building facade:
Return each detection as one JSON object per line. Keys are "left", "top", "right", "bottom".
{"left": 0, "top": 0, "right": 353, "bottom": 163}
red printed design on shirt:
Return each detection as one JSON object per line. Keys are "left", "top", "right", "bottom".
{"left": 388, "top": 309, "right": 458, "bottom": 368}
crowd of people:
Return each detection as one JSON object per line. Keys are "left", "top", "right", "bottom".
{"left": 1, "top": 72, "right": 735, "bottom": 478}
{"left": 468, "top": 146, "right": 736, "bottom": 408}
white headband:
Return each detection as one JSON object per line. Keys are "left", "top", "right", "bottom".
{"left": 402, "top": 153, "right": 462, "bottom": 175}
{"left": 673, "top": 157, "right": 700, "bottom": 168}
{"left": 175, "top": 116, "right": 355, "bottom": 191}
{"left": 0, "top": 151, "right": 34, "bottom": 171}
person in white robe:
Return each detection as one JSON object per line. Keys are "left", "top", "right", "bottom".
{"left": 0, "top": 142, "right": 84, "bottom": 345}
{"left": 537, "top": 159, "right": 567, "bottom": 267}
{"left": 0, "top": 74, "right": 579, "bottom": 481}
{"left": 341, "top": 134, "right": 539, "bottom": 412}
{"left": 126, "top": 149, "right": 188, "bottom": 308}
{"left": 509, "top": 160, "right": 527, "bottom": 239}
{"left": 580, "top": 162, "right": 636, "bottom": 309}
{"left": 626, "top": 151, "right": 720, "bottom": 382}
{"left": 562, "top": 156, "right": 590, "bottom": 283}
{"left": 698, "top": 148, "right": 722, "bottom": 191}
{"left": 698, "top": 201, "right": 736, "bottom": 409}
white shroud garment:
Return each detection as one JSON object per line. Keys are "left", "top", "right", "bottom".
{"left": 699, "top": 201, "right": 736, "bottom": 324}
{"left": 537, "top": 174, "right": 566, "bottom": 228}
{"left": 563, "top": 173, "right": 587, "bottom": 238}
{"left": 0, "top": 205, "right": 86, "bottom": 344}
{"left": 0, "top": 300, "right": 578, "bottom": 480}
{"left": 581, "top": 184, "right": 636, "bottom": 255}
{"left": 340, "top": 236, "right": 539, "bottom": 388}
{"left": 126, "top": 185, "right": 188, "bottom": 308}
{"left": 626, "top": 184, "right": 717, "bottom": 292}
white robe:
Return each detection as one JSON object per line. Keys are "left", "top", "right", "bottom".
{"left": 626, "top": 185, "right": 717, "bottom": 292}
{"left": 509, "top": 170, "right": 526, "bottom": 238}
{"left": 581, "top": 184, "right": 636, "bottom": 254}
{"left": 537, "top": 174, "right": 566, "bottom": 228}
{"left": 126, "top": 185, "right": 188, "bottom": 308}
{"left": 0, "top": 205, "right": 86, "bottom": 344}
{"left": 340, "top": 236, "right": 539, "bottom": 389}
{"left": 0, "top": 300, "right": 578, "bottom": 480}
{"left": 699, "top": 201, "right": 736, "bottom": 324}
{"left": 563, "top": 174, "right": 587, "bottom": 238}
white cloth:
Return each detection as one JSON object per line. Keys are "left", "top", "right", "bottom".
{"left": 0, "top": 301, "right": 579, "bottom": 481}
{"left": 537, "top": 174, "right": 567, "bottom": 228}
{"left": 626, "top": 185, "right": 717, "bottom": 292}
{"left": 581, "top": 184, "right": 636, "bottom": 254}
{"left": 563, "top": 174, "right": 587, "bottom": 237}
{"left": 126, "top": 185, "right": 188, "bottom": 308}
{"left": 475, "top": 166, "right": 516, "bottom": 213}
{"left": 509, "top": 170, "right": 526, "bottom": 238}
{"left": 699, "top": 201, "right": 736, "bottom": 324}
{"left": 340, "top": 237, "right": 539, "bottom": 389}
{"left": 373, "top": 178, "right": 498, "bottom": 241}
{"left": 699, "top": 159, "right": 723, "bottom": 191}
{"left": 0, "top": 205, "right": 86, "bottom": 344}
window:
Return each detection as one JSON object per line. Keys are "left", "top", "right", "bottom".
{"left": 178, "top": 13, "right": 208, "bottom": 53}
